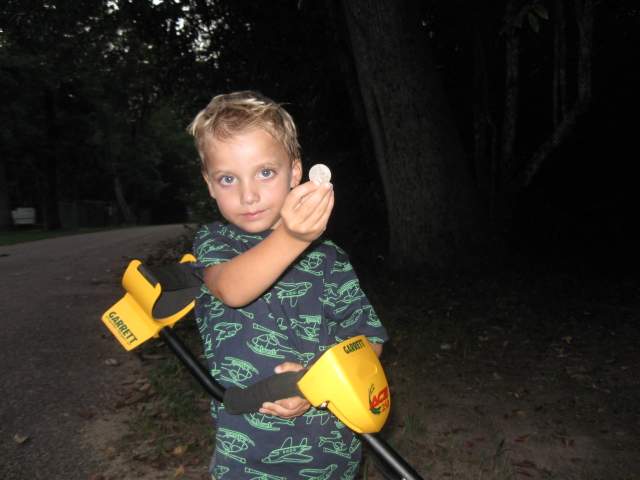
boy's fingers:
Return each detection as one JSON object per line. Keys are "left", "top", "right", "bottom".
{"left": 258, "top": 403, "right": 283, "bottom": 417}
{"left": 275, "top": 397, "right": 308, "bottom": 410}
{"left": 287, "top": 181, "right": 321, "bottom": 207}
{"left": 284, "top": 183, "right": 319, "bottom": 216}
{"left": 294, "top": 183, "right": 333, "bottom": 221}
{"left": 275, "top": 361, "right": 304, "bottom": 374}
{"left": 280, "top": 181, "right": 333, "bottom": 241}
{"left": 259, "top": 398, "right": 310, "bottom": 418}
{"left": 315, "top": 189, "right": 335, "bottom": 223}
{"left": 306, "top": 189, "right": 334, "bottom": 232}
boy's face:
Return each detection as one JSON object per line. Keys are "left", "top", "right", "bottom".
{"left": 202, "top": 128, "right": 302, "bottom": 233}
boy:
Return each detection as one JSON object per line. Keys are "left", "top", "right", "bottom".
{"left": 188, "top": 91, "right": 388, "bottom": 479}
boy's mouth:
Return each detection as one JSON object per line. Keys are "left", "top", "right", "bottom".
{"left": 241, "top": 209, "right": 265, "bottom": 220}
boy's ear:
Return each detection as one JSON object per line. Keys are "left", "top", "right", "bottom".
{"left": 290, "top": 158, "right": 302, "bottom": 189}
{"left": 202, "top": 171, "right": 216, "bottom": 199}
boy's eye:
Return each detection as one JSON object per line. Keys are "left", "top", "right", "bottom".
{"left": 259, "top": 168, "right": 275, "bottom": 179}
{"left": 219, "top": 175, "right": 235, "bottom": 185}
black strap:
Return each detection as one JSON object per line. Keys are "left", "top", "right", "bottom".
{"left": 223, "top": 370, "right": 306, "bottom": 414}
{"left": 145, "top": 263, "right": 203, "bottom": 291}
{"left": 138, "top": 263, "right": 204, "bottom": 319}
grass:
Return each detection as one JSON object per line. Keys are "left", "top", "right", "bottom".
{"left": 119, "top": 324, "right": 215, "bottom": 475}
{"left": 0, "top": 226, "right": 123, "bottom": 246}
{"left": 147, "top": 356, "right": 205, "bottom": 423}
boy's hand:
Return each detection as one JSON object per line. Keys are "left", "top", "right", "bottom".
{"left": 278, "top": 181, "right": 334, "bottom": 243}
{"left": 258, "top": 361, "right": 311, "bottom": 419}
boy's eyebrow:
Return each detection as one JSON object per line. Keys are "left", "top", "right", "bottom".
{"left": 207, "top": 161, "right": 282, "bottom": 177}
{"left": 207, "top": 168, "right": 227, "bottom": 176}
{"left": 259, "top": 161, "right": 281, "bottom": 168}
{"left": 250, "top": 159, "right": 286, "bottom": 170}
{"left": 206, "top": 167, "right": 236, "bottom": 179}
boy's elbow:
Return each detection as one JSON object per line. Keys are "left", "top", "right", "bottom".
{"left": 202, "top": 265, "right": 253, "bottom": 308}
{"left": 203, "top": 265, "right": 240, "bottom": 307}
{"left": 208, "top": 283, "right": 247, "bottom": 308}
{"left": 218, "top": 289, "right": 249, "bottom": 308}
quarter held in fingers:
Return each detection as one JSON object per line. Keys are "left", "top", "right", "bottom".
{"left": 309, "top": 164, "right": 332, "bottom": 185}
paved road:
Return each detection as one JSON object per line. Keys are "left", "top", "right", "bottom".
{"left": 0, "top": 225, "right": 190, "bottom": 480}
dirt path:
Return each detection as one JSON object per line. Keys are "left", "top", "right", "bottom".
{"left": 0, "top": 225, "right": 190, "bottom": 480}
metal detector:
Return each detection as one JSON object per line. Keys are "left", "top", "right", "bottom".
{"left": 102, "top": 256, "right": 424, "bottom": 480}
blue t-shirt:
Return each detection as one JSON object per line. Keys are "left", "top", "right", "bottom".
{"left": 194, "top": 222, "right": 388, "bottom": 479}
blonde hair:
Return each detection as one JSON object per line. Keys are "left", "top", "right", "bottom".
{"left": 188, "top": 91, "right": 301, "bottom": 172}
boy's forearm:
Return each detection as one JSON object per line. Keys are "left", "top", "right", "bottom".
{"left": 368, "top": 340, "right": 383, "bottom": 357}
{"left": 204, "top": 226, "right": 310, "bottom": 307}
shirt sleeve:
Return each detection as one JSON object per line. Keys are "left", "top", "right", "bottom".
{"left": 320, "top": 241, "right": 388, "bottom": 345}
{"left": 193, "top": 222, "right": 242, "bottom": 267}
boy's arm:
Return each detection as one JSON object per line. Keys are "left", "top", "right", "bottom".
{"left": 205, "top": 181, "right": 334, "bottom": 307}
{"left": 369, "top": 340, "right": 383, "bottom": 357}
{"left": 258, "top": 361, "right": 310, "bottom": 418}
{"left": 203, "top": 227, "right": 309, "bottom": 307}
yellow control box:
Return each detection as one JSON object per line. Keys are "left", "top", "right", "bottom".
{"left": 298, "top": 335, "right": 390, "bottom": 433}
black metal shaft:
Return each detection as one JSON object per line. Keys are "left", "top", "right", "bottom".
{"left": 361, "top": 433, "right": 425, "bottom": 480}
{"left": 158, "top": 327, "right": 225, "bottom": 402}
{"left": 158, "top": 327, "right": 424, "bottom": 479}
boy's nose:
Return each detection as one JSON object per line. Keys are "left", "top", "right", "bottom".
{"left": 240, "top": 184, "right": 259, "bottom": 205}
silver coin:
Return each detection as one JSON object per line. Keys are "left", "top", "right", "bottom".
{"left": 309, "top": 164, "right": 332, "bottom": 184}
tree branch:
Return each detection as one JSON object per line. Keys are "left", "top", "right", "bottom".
{"left": 515, "top": 101, "right": 588, "bottom": 188}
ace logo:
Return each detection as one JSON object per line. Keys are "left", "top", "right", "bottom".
{"left": 368, "top": 384, "right": 390, "bottom": 415}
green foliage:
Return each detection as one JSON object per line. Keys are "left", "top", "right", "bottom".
{"left": 1, "top": 0, "right": 349, "bottom": 226}
{"left": 0, "top": 0, "right": 222, "bottom": 222}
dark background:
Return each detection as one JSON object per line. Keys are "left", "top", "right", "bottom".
{"left": 2, "top": 3, "right": 639, "bottom": 478}
{"left": 1, "top": 0, "right": 638, "bottom": 273}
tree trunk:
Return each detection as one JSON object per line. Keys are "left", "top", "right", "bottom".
{"left": 500, "top": 0, "right": 520, "bottom": 189}
{"left": 102, "top": 111, "right": 137, "bottom": 225}
{"left": 472, "top": 23, "right": 496, "bottom": 216}
{"left": 517, "top": 103, "right": 586, "bottom": 187}
{"left": 517, "top": 0, "right": 594, "bottom": 187}
{"left": 114, "top": 174, "right": 137, "bottom": 225}
{"left": 43, "top": 87, "right": 61, "bottom": 230}
{"left": 340, "top": 0, "right": 479, "bottom": 268}
{"left": 326, "top": 0, "right": 378, "bottom": 169}
{"left": 575, "top": 0, "right": 594, "bottom": 105}
{"left": 553, "top": 0, "right": 568, "bottom": 129}
{"left": 0, "top": 156, "right": 12, "bottom": 229}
